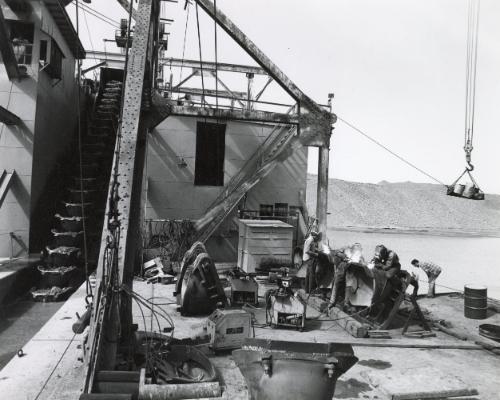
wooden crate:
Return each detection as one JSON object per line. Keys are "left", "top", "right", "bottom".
{"left": 237, "top": 219, "right": 293, "bottom": 273}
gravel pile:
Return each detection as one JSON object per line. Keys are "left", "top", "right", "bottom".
{"left": 306, "top": 175, "right": 500, "bottom": 234}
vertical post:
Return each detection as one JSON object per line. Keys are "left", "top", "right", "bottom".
{"left": 316, "top": 145, "right": 329, "bottom": 242}
{"left": 246, "top": 72, "right": 254, "bottom": 110}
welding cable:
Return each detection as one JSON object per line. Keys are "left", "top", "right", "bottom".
{"left": 33, "top": 333, "right": 78, "bottom": 400}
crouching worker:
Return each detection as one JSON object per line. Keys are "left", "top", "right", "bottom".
{"left": 303, "top": 230, "right": 321, "bottom": 294}
{"left": 411, "top": 259, "right": 442, "bottom": 298}
{"left": 372, "top": 244, "right": 401, "bottom": 284}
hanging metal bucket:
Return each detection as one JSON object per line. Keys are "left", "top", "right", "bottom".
{"left": 453, "top": 183, "right": 465, "bottom": 195}
{"left": 462, "top": 183, "right": 477, "bottom": 199}
{"left": 233, "top": 338, "right": 358, "bottom": 400}
{"left": 464, "top": 284, "right": 487, "bottom": 320}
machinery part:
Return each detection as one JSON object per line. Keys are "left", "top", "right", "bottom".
{"left": 178, "top": 252, "right": 227, "bottom": 316}
{"left": 93, "top": 371, "right": 140, "bottom": 398}
{"left": 80, "top": 395, "right": 132, "bottom": 400}
{"left": 342, "top": 263, "right": 415, "bottom": 330}
{"left": 153, "top": 345, "right": 217, "bottom": 384}
{"left": 73, "top": 308, "right": 92, "bottom": 334}
{"left": 228, "top": 269, "right": 259, "bottom": 306}
{"left": 174, "top": 241, "right": 207, "bottom": 303}
{"left": 479, "top": 324, "right": 500, "bottom": 342}
{"left": 266, "top": 277, "right": 306, "bottom": 330}
{"left": 138, "top": 368, "right": 221, "bottom": 400}
{"left": 232, "top": 338, "right": 358, "bottom": 400}
{"left": 206, "top": 309, "right": 252, "bottom": 350}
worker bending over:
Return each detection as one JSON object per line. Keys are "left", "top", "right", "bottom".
{"left": 303, "top": 231, "right": 321, "bottom": 294}
{"left": 372, "top": 244, "right": 401, "bottom": 281}
{"left": 411, "top": 259, "right": 442, "bottom": 298}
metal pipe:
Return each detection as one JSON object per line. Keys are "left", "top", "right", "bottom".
{"left": 316, "top": 145, "right": 330, "bottom": 242}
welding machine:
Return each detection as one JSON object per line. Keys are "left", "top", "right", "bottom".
{"left": 228, "top": 269, "right": 259, "bottom": 306}
{"left": 265, "top": 276, "right": 306, "bottom": 331}
{"left": 206, "top": 309, "right": 252, "bottom": 351}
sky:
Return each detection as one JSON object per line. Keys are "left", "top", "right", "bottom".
{"left": 68, "top": 0, "right": 500, "bottom": 194}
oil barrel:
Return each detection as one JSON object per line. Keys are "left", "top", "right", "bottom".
{"left": 453, "top": 183, "right": 465, "bottom": 195}
{"left": 464, "top": 285, "right": 487, "bottom": 319}
{"left": 462, "top": 183, "right": 477, "bottom": 199}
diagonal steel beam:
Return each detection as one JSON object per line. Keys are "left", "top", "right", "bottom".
{"left": 194, "top": 0, "right": 329, "bottom": 113}
{"left": 194, "top": 0, "right": 333, "bottom": 146}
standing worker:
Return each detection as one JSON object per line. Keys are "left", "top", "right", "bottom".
{"left": 303, "top": 231, "right": 321, "bottom": 294}
{"left": 411, "top": 259, "right": 442, "bottom": 298}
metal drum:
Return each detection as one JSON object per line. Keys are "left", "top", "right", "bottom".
{"left": 453, "top": 183, "right": 465, "bottom": 195}
{"left": 462, "top": 183, "right": 477, "bottom": 199}
{"left": 464, "top": 284, "right": 487, "bottom": 319}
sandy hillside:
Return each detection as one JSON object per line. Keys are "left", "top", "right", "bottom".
{"left": 306, "top": 175, "right": 500, "bottom": 234}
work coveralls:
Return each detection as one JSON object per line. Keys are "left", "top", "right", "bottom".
{"left": 303, "top": 236, "right": 318, "bottom": 294}
{"left": 374, "top": 250, "right": 401, "bottom": 283}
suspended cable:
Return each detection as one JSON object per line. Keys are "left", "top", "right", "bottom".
{"left": 73, "top": 1, "right": 121, "bottom": 27}
{"left": 213, "top": 0, "right": 219, "bottom": 110}
{"left": 79, "top": 7, "right": 121, "bottom": 29}
{"left": 338, "top": 117, "right": 446, "bottom": 186}
{"left": 178, "top": 3, "right": 191, "bottom": 93}
{"left": 463, "top": 0, "right": 480, "bottom": 170}
{"left": 447, "top": 0, "right": 484, "bottom": 200}
{"left": 195, "top": 3, "right": 206, "bottom": 106}
{"left": 82, "top": 7, "right": 95, "bottom": 54}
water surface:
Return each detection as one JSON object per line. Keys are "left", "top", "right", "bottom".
{"left": 328, "top": 229, "right": 500, "bottom": 299}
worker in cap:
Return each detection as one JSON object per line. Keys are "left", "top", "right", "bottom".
{"left": 303, "top": 230, "right": 322, "bottom": 293}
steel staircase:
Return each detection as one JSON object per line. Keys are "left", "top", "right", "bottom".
{"left": 31, "top": 80, "right": 123, "bottom": 302}
{"left": 195, "top": 121, "right": 299, "bottom": 243}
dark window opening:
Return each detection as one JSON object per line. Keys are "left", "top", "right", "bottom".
{"left": 259, "top": 204, "right": 274, "bottom": 217}
{"left": 7, "top": 21, "right": 34, "bottom": 65}
{"left": 194, "top": 122, "right": 226, "bottom": 186}
{"left": 274, "top": 203, "right": 289, "bottom": 217}
{"left": 44, "top": 39, "right": 65, "bottom": 79}
{"left": 39, "top": 40, "right": 48, "bottom": 63}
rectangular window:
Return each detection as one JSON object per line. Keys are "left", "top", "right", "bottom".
{"left": 39, "top": 40, "right": 48, "bottom": 63}
{"left": 194, "top": 122, "right": 226, "bottom": 186}
{"left": 44, "top": 39, "right": 64, "bottom": 79}
{"left": 7, "top": 21, "right": 34, "bottom": 65}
